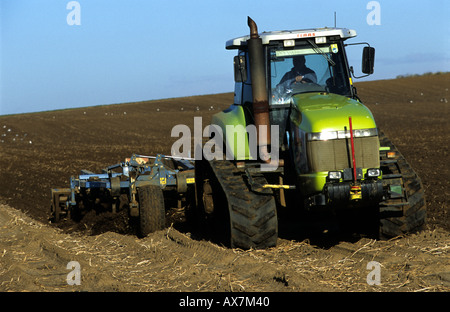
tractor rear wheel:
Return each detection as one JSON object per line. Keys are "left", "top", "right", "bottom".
{"left": 137, "top": 185, "right": 165, "bottom": 237}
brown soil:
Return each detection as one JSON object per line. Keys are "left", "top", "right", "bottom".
{"left": 0, "top": 74, "right": 449, "bottom": 292}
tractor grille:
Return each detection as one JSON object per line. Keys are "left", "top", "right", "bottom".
{"left": 307, "top": 136, "right": 380, "bottom": 172}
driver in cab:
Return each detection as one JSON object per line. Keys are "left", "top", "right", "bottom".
{"left": 279, "top": 55, "right": 317, "bottom": 85}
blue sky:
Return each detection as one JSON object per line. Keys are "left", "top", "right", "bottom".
{"left": 1, "top": 0, "right": 449, "bottom": 115}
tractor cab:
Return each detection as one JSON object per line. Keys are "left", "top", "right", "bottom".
{"left": 227, "top": 27, "right": 374, "bottom": 107}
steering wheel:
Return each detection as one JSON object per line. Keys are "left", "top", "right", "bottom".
{"left": 288, "top": 79, "right": 322, "bottom": 93}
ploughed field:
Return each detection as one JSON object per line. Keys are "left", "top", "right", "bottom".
{"left": 0, "top": 74, "right": 448, "bottom": 292}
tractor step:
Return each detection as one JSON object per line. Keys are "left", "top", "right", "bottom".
{"left": 382, "top": 173, "right": 402, "bottom": 179}
{"left": 380, "top": 159, "right": 398, "bottom": 165}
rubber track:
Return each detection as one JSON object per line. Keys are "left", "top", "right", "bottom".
{"left": 207, "top": 159, "right": 278, "bottom": 249}
{"left": 378, "top": 131, "right": 427, "bottom": 237}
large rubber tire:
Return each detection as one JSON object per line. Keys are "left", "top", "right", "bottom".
{"left": 137, "top": 185, "right": 165, "bottom": 237}
{"left": 199, "top": 159, "right": 278, "bottom": 249}
{"left": 378, "top": 132, "right": 427, "bottom": 237}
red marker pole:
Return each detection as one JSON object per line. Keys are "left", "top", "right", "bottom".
{"left": 349, "top": 116, "right": 357, "bottom": 182}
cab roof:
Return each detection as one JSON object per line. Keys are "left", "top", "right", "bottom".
{"left": 226, "top": 27, "right": 357, "bottom": 50}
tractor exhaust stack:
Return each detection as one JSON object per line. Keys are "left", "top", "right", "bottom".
{"left": 247, "top": 16, "right": 271, "bottom": 158}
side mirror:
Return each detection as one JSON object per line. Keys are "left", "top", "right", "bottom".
{"left": 362, "top": 47, "right": 375, "bottom": 75}
{"left": 234, "top": 55, "right": 247, "bottom": 82}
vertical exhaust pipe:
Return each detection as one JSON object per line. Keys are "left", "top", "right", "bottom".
{"left": 247, "top": 17, "right": 271, "bottom": 160}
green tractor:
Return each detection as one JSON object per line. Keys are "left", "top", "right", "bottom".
{"left": 194, "top": 17, "right": 426, "bottom": 249}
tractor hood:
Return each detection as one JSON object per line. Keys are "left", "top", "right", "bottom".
{"left": 290, "top": 93, "right": 377, "bottom": 133}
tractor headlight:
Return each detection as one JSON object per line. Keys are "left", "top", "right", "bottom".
{"left": 308, "top": 131, "right": 338, "bottom": 141}
{"left": 283, "top": 39, "right": 296, "bottom": 47}
{"left": 307, "top": 128, "right": 378, "bottom": 141}
{"left": 367, "top": 168, "right": 381, "bottom": 178}
{"left": 315, "top": 36, "right": 327, "bottom": 44}
{"left": 328, "top": 171, "right": 342, "bottom": 180}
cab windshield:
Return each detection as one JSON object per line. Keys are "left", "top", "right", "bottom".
{"left": 268, "top": 41, "right": 352, "bottom": 105}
